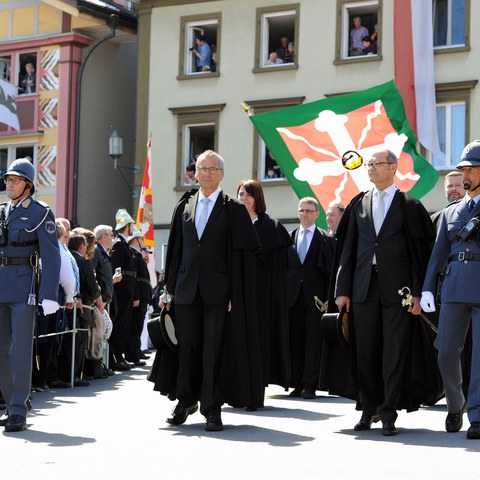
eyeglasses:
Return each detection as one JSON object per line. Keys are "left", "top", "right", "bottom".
{"left": 364, "top": 162, "right": 394, "bottom": 169}
{"left": 4, "top": 177, "right": 26, "bottom": 185}
{"left": 298, "top": 209, "right": 317, "bottom": 214}
{"left": 197, "top": 166, "right": 222, "bottom": 175}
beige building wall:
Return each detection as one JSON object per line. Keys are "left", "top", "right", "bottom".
{"left": 144, "top": 0, "right": 478, "bottom": 244}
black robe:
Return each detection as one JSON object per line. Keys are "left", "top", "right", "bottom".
{"left": 148, "top": 189, "right": 264, "bottom": 408}
{"left": 253, "top": 213, "right": 292, "bottom": 390}
{"left": 320, "top": 191, "right": 444, "bottom": 411}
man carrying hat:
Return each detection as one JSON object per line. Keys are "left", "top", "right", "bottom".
{"left": 109, "top": 209, "right": 137, "bottom": 371}
{"left": 0, "top": 158, "right": 60, "bottom": 432}
{"left": 422, "top": 139, "right": 480, "bottom": 439}
{"left": 155, "top": 150, "right": 262, "bottom": 431}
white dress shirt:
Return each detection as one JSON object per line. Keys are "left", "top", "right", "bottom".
{"left": 195, "top": 187, "right": 222, "bottom": 231}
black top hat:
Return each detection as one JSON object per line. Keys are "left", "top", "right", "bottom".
{"left": 321, "top": 305, "right": 349, "bottom": 349}
{"left": 147, "top": 308, "right": 178, "bottom": 352}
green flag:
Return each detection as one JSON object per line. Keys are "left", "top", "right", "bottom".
{"left": 249, "top": 80, "right": 439, "bottom": 227}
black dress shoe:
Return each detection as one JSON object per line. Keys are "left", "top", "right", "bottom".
{"left": 354, "top": 413, "right": 380, "bottom": 431}
{"left": 446, "top": 403, "right": 466, "bottom": 432}
{"left": 467, "top": 421, "right": 480, "bottom": 439}
{"left": 48, "top": 379, "right": 71, "bottom": 389}
{"left": 138, "top": 352, "right": 150, "bottom": 360}
{"left": 382, "top": 421, "right": 398, "bottom": 436}
{"left": 133, "top": 360, "right": 147, "bottom": 367}
{"left": 166, "top": 403, "right": 198, "bottom": 426}
{"left": 5, "top": 414, "right": 26, "bottom": 432}
{"left": 205, "top": 413, "right": 224, "bottom": 432}
{"left": 289, "top": 388, "right": 303, "bottom": 397}
{"left": 112, "top": 361, "right": 132, "bottom": 372}
{"left": 73, "top": 379, "right": 90, "bottom": 387}
{"left": 0, "top": 411, "right": 8, "bottom": 426}
{"left": 302, "top": 387, "right": 317, "bottom": 400}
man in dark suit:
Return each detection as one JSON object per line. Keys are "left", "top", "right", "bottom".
{"left": 421, "top": 140, "right": 480, "bottom": 439}
{"left": 335, "top": 149, "right": 434, "bottom": 436}
{"left": 110, "top": 210, "right": 137, "bottom": 371}
{"left": 160, "top": 150, "right": 261, "bottom": 431}
{"left": 287, "top": 197, "right": 334, "bottom": 399}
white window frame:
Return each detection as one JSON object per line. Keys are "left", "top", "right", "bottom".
{"left": 0, "top": 144, "right": 37, "bottom": 195}
{"left": 429, "top": 101, "right": 466, "bottom": 169}
{"left": 257, "top": 137, "right": 287, "bottom": 183}
{"left": 181, "top": 122, "right": 215, "bottom": 185}
{"left": 340, "top": 0, "right": 379, "bottom": 60}
{"left": 433, "top": 0, "right": 467, "bottom": 49}
{"left": 260, "top": 10, "right": 295, "bottom": 68}
{"left": 183, "top": 19, "right": 218, "bottom": 76}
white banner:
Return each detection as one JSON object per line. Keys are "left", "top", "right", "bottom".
{"left": 0, "top": 78, "right": 20, "bottom": 131}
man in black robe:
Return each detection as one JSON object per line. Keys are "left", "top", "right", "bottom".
{"left": 153, "top": 150, "right": 262, "bottom": 432}
{"left": 333, "top": 149, "right": 442, "bottom": 435}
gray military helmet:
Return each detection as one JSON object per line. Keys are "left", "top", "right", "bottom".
{"left": 457, "top": 140, "right": 480, "bottom": 169}
{"left": 4, "top": 158, "right": 35, "bottom": 193}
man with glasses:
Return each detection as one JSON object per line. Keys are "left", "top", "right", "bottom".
{"left": 287, "top": 197, "right": 335, "bottom": 399}
{"left": 421, "top": 140, "right": 480, "bottom": 439}
{"left": 334, "top": 149, "right": 437, "bottom": 436}
{"left": 0, "top": 158, "right": 60, "bottom": 432}
{"left": 154, "top": 150, "right": 262, "bottom": 431}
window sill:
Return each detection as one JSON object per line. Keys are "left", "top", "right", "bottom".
{"left": 177, "top": 72, "right": 220, "bottom": 81}
{"left": 434, "top": 45, "right": 470, "bottom": 55}
{"left": 434, "top": 166, "right": 458, "bottom": 172}
{"left": 334, "top": 54, "right": 382, "bottom": 65}
{"left": 252, "top": 64, "right": 298, "bottom": 74}
{"left": 174, "top": 185, "right": 199, "bottom": 192}
{"left": 258, "top": 179, "right": 289, "bottom": 186}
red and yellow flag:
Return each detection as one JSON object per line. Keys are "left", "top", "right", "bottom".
{"left": 137, "top": 136, "right": 157, "bottom": 286}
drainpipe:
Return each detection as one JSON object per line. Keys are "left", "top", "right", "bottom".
{"left": 71, "top": 14, "right": 118, "bottom": 226}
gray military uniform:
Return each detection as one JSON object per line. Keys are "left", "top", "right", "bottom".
{"left": 0, "top": 196, "right": 60, "bottom": 417}
{"left": 423, "top": 195, "right": 480, "bottom": 421}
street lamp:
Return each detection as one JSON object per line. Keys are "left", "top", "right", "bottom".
{"left": 109, "top": 129, "right": 123, "bottom": 170}
{"left": 109, "top": 130, "right": 140, "bottom": 198}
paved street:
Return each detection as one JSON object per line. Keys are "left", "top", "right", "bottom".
{"left": 1, "top": 357, "right": 479, "bottom": 479}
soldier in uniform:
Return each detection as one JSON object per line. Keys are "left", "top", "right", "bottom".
{"left": 126, "top": 226, "right": 151, "bottom": 367}
{"left": 0, "top": 158, "right": 60, "bottom": 432}
{"left": 422, "top": 140, "right": 480, "bottom": 439}
{"left": 109, "top": 209, "right": 137, "bottom": 371}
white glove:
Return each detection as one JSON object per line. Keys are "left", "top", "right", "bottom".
{"left": 420, "top": 291, "right": 436, "bottom": 313}
{"left": 147, "top": 304, "right": 154, "bottom": 315}
{"left": 42, "top": 299, "right": 60, "bottom": 315}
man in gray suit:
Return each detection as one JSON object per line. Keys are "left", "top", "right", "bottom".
{"left": 422, "top": 139, "right": 480, "bottom": 439}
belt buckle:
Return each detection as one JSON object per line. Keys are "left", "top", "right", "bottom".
{"left": 1, "top": 257, "right": 7, "bottom": 266}
{"left": 458, "top": 252, "right": 465, "bottom": 261}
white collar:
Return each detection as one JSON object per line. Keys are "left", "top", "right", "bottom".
{"left": 299, "top": 224, "right": 316, "bottom": 235}
{"left": 373, "top": 183, "right": 397, "bottom": 197}
{"left": 198, "top": 187, "right": 222, "bottom": 204}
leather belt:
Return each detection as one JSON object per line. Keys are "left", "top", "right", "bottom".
{"left": 121, "top": 270, "right": 136, "bottom": 278}
{"left": 449, "top": 252, "right": 480, "bottom": 262}
{"left": 0, "top": 256, "right": 33, "bottom": 266}
{"left": 8, "top": 240, "right": 39, "bottom": 247}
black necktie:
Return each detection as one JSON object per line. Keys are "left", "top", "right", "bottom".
{"left": 468, "top": 199, "right": 476, "bottom": 212}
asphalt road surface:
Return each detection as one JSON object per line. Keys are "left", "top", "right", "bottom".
{"left": 1, "top": 357, "right": 479, "bottom": 479}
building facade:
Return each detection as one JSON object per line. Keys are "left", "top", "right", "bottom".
{"left": 137, "top": 0, "right": 477, "bottom": 244}
{"left": 0, "top": 0, "right": 138, "bottom": 229}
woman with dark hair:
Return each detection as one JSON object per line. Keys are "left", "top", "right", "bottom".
{"left": 237, "top": 180, "right": 293, "bottom": 401}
